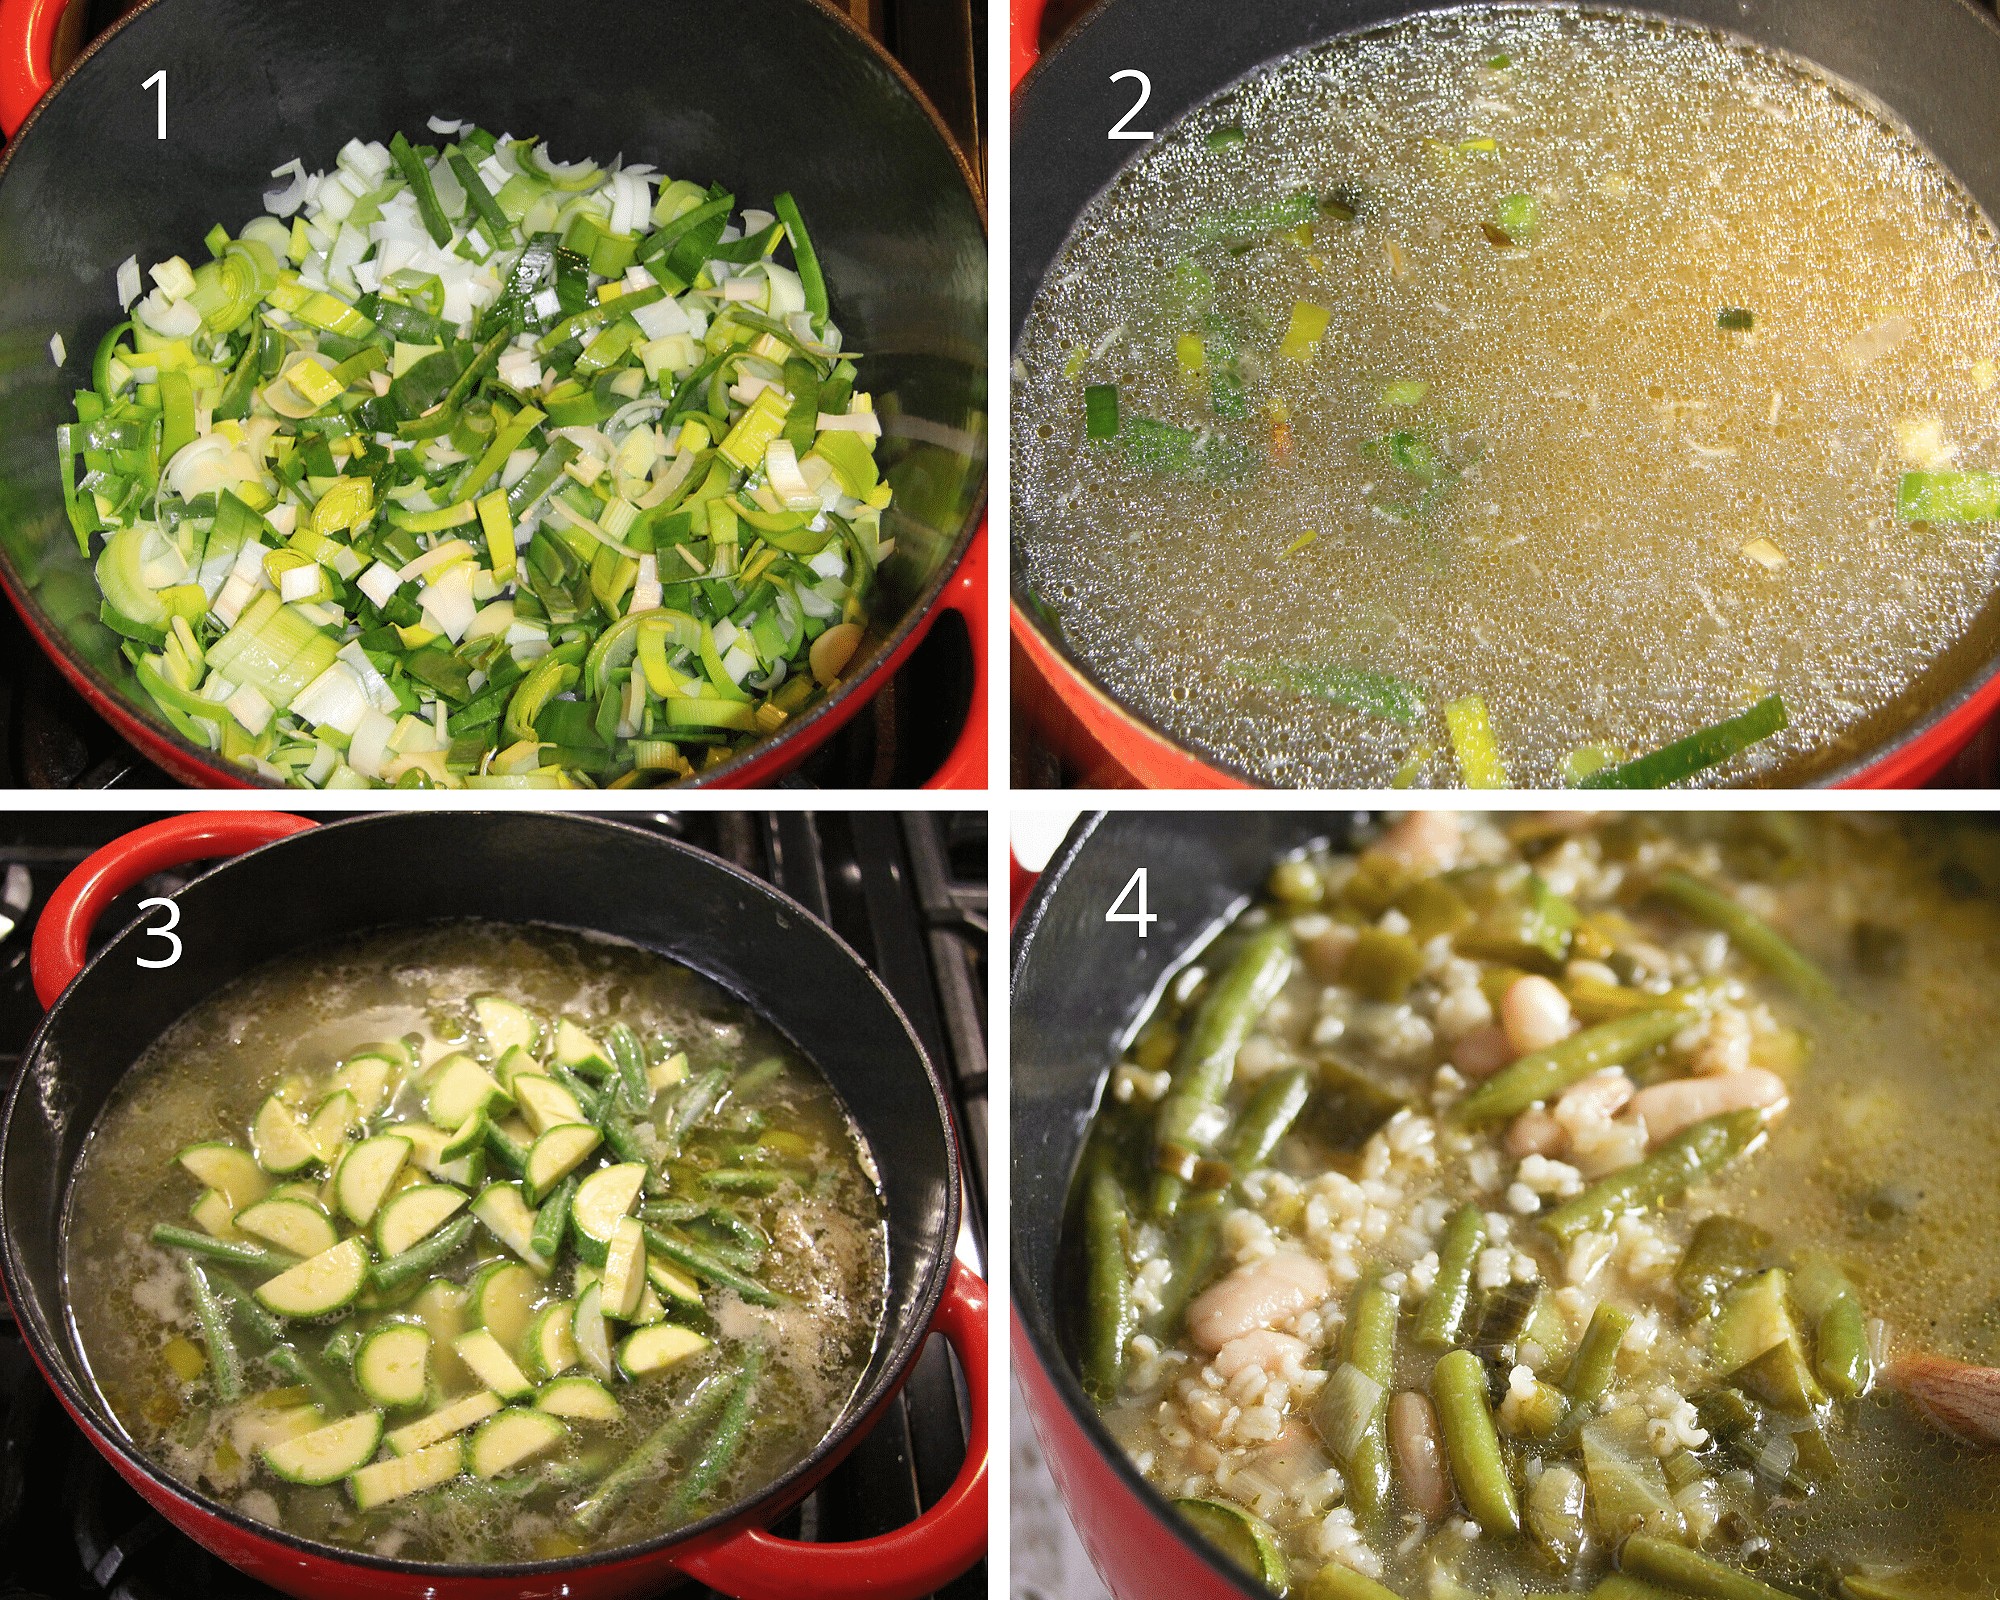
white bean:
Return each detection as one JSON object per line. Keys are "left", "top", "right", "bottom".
{"left": 1389, "top": 1389, "right": 1453, "bottom": 1519}
{"left": 1372, "top": 811, "right": 1464, "bottom": 874}
{"left": 1452, "top": 1023, "right": 1514, "bottom": 1081}
{"left": 1501, "top": 975, "right": 1575, "bottom": 1055}
{"left": 1186, "top": 1251, "right": 1331, "bottom": 1353}
{"left": 1506, "top": 1106, "right": 1566, "bottom": 1158}
{"left": 1630, "top": 1068, "right": 1787, "bottom": 1147}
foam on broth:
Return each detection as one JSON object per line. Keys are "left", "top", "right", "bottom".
{"left": 1014, "top": 8, "right": 2000, "bottom": 786}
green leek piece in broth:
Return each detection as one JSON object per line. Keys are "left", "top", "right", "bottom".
{"left": 1204, "top": 126, "right": 1247, "bottom": 152}
{"left": 1444, "top": 694, "right": 1509, "bottom": 788}
{"left": 1225, "top": 661, "right": 1426, "bottom": 726}
{"left": 1175, "top": 334, "right": 1206, "bottom": 374}
{"left": 1718, "top": 307, "right": 1756, "bottom": 331}
{"left": 1380, "top": 379, "right": 1430, "bottom": 407}
{"left": 1578, "top": 694, "right": 1788, "bottom": 788}
{"left": 1120, "top": 417, "right": 1255, "bottom": 481}
{"left": 1279, "top": 302, "right": 1331, "bottom": 362}
{"left": 1084, "top": 384, "right": 1120, "bottom": 441}
{"left": 1899, "top": 469, "right": 2000, "bottom": 521}
{"left": 1194, "top": 191, "right": 1318, "bottom": 245}
{"left": 1491, "top": 192, "right": 1539, "bottom": 244}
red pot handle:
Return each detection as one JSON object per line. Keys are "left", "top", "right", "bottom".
{"left": 1012, "top": 0, "right": 1050, "bottom": 92}
{"left": 31, "top": 811, "right": 318, "bottom": 1007}
{"left": 0, "top": 0, "right": 67, "bottom": 140}
{"left": 674, "top": 1257, "right": 989, "bottom": 1600}
{"left": 921, "top": 520, "right": 988, "bottom": 791}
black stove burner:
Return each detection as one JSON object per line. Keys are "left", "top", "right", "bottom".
{"left": 0, "top": 810, "right": 987, "bottom": 1600}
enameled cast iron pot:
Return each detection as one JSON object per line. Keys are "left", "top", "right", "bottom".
{"left": 1011, "top": 810, "right": 1371, "bottom": 1600}
{"left": 0, "top": 811, "right": 988, "bottom": 1600}
{"left": 1009, "top": 0, "right": 2000, "bottom": 789}
{"left": 0, "top": 0, "right": 988, "bottom": 789}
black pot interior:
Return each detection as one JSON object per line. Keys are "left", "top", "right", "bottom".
{"left": 1009, "top": 0, "right": 2000, "bottom": 785}
{"left": 1, "top": 811, "right": 958, "bottom": 1574}
{"left": 0, "top": 0, "right": 986, "bottom": 786}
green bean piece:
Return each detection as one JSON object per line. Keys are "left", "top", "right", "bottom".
{"left": 549, "top": 1063, "right": 605, "bottom": 1121}
{"left": 597, "top": 1114, "right": 651, "bottom": 1171}
{"left": 1415, "top": 1204, "right": 1487, "bottom": 1348}
{"left": 1343, "top": 1276, "right": 1397, "bottom": 1521}
{"left": 1300, "top": 1563, "right": 1404, "bottom": 1600}
{"left": 605, "top": 1022, "right": 652, "bottom": 1115}
{"left": 371, "top": 1215, "right": 476, "bottom": 1294}
{"left": 703, "top": 1169, "right": 791, "bottom": 1195}
{"left": 1675, "top": 1215, "right": 1774, "bottom": 1322}
{"left": 1651, "top": 870, "right": 1835, "bottom": 1007}
{"left": 1621, "top": 1534, "right": 1805, "bottom": 1600}
{"left": 666, "top": 1346, "right": 765, "bottom": 1517}
{"left": 1565, "top": 1303, "right": 1632, "bottom": 1407}
{"left": 1082, "top": 1174, "right": 1136, "bottom": 1403}
{"left": 661, "top": 1068, "right": 729, "bottom": 1159}
{"left": 210, "top": 1272, "right": 285, "bottom": 1345}
{"left": 642, "top": 1225, "right": 782, "bottom": 1307}
{"left": 532, "top": 1175, "right": 578, "bottom": 1261}
{"left": 1228, "top": 1065, "right": 1312, "bottom": 1172}
{"left": 1815, "top": 1294, "right": 1874, "bottom": 1401}
{"left": 569, "top": 1370, "right": 736, "bottom": 1532}
{"left": 1453, "top": 1008, "right": 1690, "bottom": 1127}
{"left": 1589, "top": 1581, "right": 1682, "bottom": 1600}
{"left": 1151, "top": 1197, "right": 1225, "bottom": 1335}
{"left": 1431, "top": 1347, "right": 1520, "bottom": 1535}
{"left": 1153, "top": 926, "right": 1295, "bottom": 1216}
{"left": 182, "top": 1259, "right": 246, "bottom": 1403}
{"left": 640, "top": 1199, "right": 709, "bottom": 1225}
{"left": 733, "top": 1056, "right": 784, "bottom": 1096}
{"left": 266, "top": 1342, "right": 344, "bottom": 1412}
{"left": 150, "top": 1225, "right": 293, "bottom": 1275}
{"left": 1542, "top": 1109, "right": 1767, "bottom": 1246}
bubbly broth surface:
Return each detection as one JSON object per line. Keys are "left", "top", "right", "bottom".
{"left": 1014, "top": 9, "right": 2000, "bottom": 786}
{"left": 64, "top": 921, "right": 887, "bottom": 1563}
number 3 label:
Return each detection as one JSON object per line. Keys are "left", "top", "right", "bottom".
{"left": 1106, "top": 868, "right": 1158, "bottom": 936}
{"left": 1108, "top": 70, "right": 1154, "bottom": 141}
{"left": 136, "top": 897, "right": 182, "bottom": 969}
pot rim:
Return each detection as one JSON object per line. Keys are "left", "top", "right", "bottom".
{"left": 0, "top": 809, "right": 964, "bottom": 1581}
{"left": 0, "top": 0, "right": 988, "bottom": 792}
{"left": 1008, "top": 0, "right": 2000, "bottom": 791}
{"left": 1008, "top": 811, "right": 1273, "bottom": 1600}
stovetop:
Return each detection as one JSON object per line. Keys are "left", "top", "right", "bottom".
{"left": 0, "top": 0, "right": 984, "bottom": 792}
{"left": 0, "top": 809, "right": 988, "bottom": 1600}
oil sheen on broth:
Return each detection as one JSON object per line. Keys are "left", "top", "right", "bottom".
{"left": 1014, "top": 9, "right": 2000, "bottom": 787}
{"left": 63, "top": 922, "right": 887, "bottom": 1562}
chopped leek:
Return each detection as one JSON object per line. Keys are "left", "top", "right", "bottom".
{"left": 1578, "top": 694, "right": 1788, "bottom": 789}
{"left": 1226, "top": 661, "right": 1425, "bottom": 726}
{"left": 57, "top": 122, "right": 886, "bottom": 788}
{"left": 1898, "top": 469, "right": 2000, "bottom": 522}
{"left": 1278, "top": 302, "right": 1330, "bottom": 362}
{"left": 1084, "top": 384, "right": 1120, "bottom": 441}
{"left": 1718, "top": 307, "right": 1756, "bottom": 331}
{"left": 1444, "top": 694, "right": 1509, "bottom": 788}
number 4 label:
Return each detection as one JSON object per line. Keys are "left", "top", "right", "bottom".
{"left": 1106, "top": 867, "right": 1157, "bottom": 936}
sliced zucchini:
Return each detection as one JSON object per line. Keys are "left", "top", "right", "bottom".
{"left": 492, "top": 1045, "right": 538, "bottom": 1090}
{"left": 177, "top": 1142, "right": 270, "bottom": 1210}
{"left": 440, "top": 1110, "right": 489, "bottom": 1163}
{"left": 469, "top": 1259, "right": 541, "bottom": 1351}
{"left": 333, "top": 1133, "right": 413, "bottom": 1227}
{"left": 355, "top": 1323, "right": 432, "bottom": 1409}
{"left": 601, "top": 1217, "right": 646, "bottom": 1319}
{"left": 238, "top": 1401, "right": 328, "bottom": 1453}
{"left": 570, "top": 1162, "right": 647, "bottom": 1265}
{"left": 572, "top": 1282, "right": 614, "bottom": 1383}
{"left": 235, "top": 1197, "right": 340, "bottom": 1259}
{"left": 374, "top": 1183, "right": 468, "bottom": 1258}
{"left": 536, "top": 1374, "right": 624, "bottom": 1422}
{"left": 521, "top": 1300, "right": 578, "bottom": 1381}
{"left": 426, "top": 1053, "right": 510, "bottom": 1130}
{"left": 469, "top": 1182, "right": 553, "bottom": 1273}
{"left": 617, "top": 1323, "right": 710, "bottom": 1379}
{"left": 473, "top": 995, "right": 544, "bottom": 1060}
{"left": 454, "top": 1329, "right": 535, "bottom": 1401}
{"left": 647, "top": 1255, "right": 704, "bottom": 1308}
{"left": 631, "top": 1283, "right": 667, "bottom": 1326}
{"left": 262, "top": 1409, "right": 384, "bottom": 1485}
{"left": 555, "top": 1018, "right": 613, "bottom": 1076}
{"left": 524, "top": 1123, "right": 601, "bottom": 1202}
{"left": 256, "top": 1237, "right": 371, "bottom": 1319}
{"left": 303, "top": 1090, "right": 362, "bottom": 1164}
{"left": 395, "top": 1121, "right": 485, "bottom": 1189}
{"left": 267, "top": 1180, "right": 326, "bottom": 1208}
{"left": 512, "top": 1074, "right": 587, "bottom": 1136}
{"left": 350, "top": 1437, "right": 462, "bottom": 1508}
{"left": 329, "top": 1048, "right": 401, "bottom": 1120}
{"left": 251, "top": 1095, "right": 319, "bottom": 1175}
{"left": 648, "top": 1050, "right": 690, "bottom": 1092}
{"left": 409, "top": 1278, "right": 472, "bottom": 1392}
{"left": 469, "top": 1406, "right": 566, "bottom": 1479}
{"left": 189, "top": 1188, "right": 245, "bottom": 1241}
{"left": 386, "top": 1388, "right": 500, "bottom": 1455}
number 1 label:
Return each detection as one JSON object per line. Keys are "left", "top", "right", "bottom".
{"left": 142, "top": 70, "right": 166, "bottom": 140}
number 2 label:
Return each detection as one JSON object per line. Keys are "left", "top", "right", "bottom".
{"left": 136, "top": 897, "right": 182, "bottom": 969}
{"left": 1106, "top": 868, "right": 1158, "bottom": 936}
{"left": 1108, "top": 70, "right": 1154, "bottom": 141}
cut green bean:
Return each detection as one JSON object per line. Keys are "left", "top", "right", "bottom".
{"left": 1453, "top": 1008, "right": 1690, "bottom": 1127}
{"left": 1415, "top": 1203, "right": 1486, "bottom": 1348}
{"left": 266, "top": 1340, "right": 344, "bottom": 1412}
{"left": 1621, "top": 1534, "right": 1805, "bottom": 1600}
{"left": 597, "top": 1114, "right": 651, "bottom": 1170}
{"left": 1652, "top": 870, "right": 1835, "bottom": 1007}
{"left": 605, "top": 1023, "right": 651, "bottom": 1115}
{"left": 643, "top": 1225, "right": 781, "bottom": 1306}
{"left": 1431, "top": 1347, "right": 1520, "bottom": 1535}
{"left": 1342, "top": 1276, "right": 1397, "bottom": 1521}
{"left": 549, "top": 1064, "right": 605, "bottom": 1121}
{"left": 1542, "top": 1109, "right": 1767, "bottom": 1245}
{"left": 183, "top": 1259, "right": 246, "bottom": 1403}
{"left": 151, "top": 1225, "right": 293, "bottom": 1274}
{"left": 1794, "top": 1255, "right": 1875, "bottom": 1401}
{"left": 666, "top": 1345, "right": 765, "bottom": 1517}
{"left": 370, "top": 1215, "right": 476, "bottom": 1294}
{"left": 1154, "top": 926, "right": 1295, "bottom": 1215}
{"left": 210, "top": 1272, "right": 285, "bottom": 1345}
{"left": 568, "top": 1370, "right": 736, "bottom": 1532}
{"left": 661, "top": 1068, "right": 729, "bottom": 1159}
{"left": 531, "top": 1175, "right": 578, "bottom": 1261}
{"left": 1590, "top": 1581, "right": 1682, "bottom": 1600}
{"left": 1300, "top": 1563, "right": 1405, "bottom": 1600}
{"left": 1227, "top": 1066, "right": 1312, "bottom": 1171}
{"left": 1083, "top": 1173, "right": 1135, "bottom": 1403}
{"left": 1564, "top": 1303, "right": 1632, "bottom": 1410}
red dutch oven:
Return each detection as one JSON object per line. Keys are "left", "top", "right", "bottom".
{"left": 1009, "top": 0, "right": 2000, "bottom": 789}
{"left": 1011, "top": 811, "right": 1367, "bottom": 1600}
{"left": 0, "top": 0, "right": 987, "bottom": 790}
{"left": 1, "top": 810, "right": 988, "bottom": 1600}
